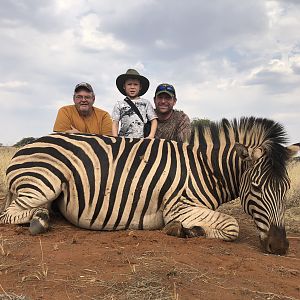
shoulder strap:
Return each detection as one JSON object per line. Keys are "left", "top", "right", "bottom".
{"left": 124, "top": 97, "right": 144, "bottom": 123}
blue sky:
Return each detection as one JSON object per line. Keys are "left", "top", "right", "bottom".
{"left": 0, "top": 0, "right": 299, "bottom": 145}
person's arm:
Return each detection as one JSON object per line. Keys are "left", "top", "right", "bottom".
{"left": 101, "top": 113, "right": 113, "bottom": 136}
{"left": 177, "top": 114, "right": 191, "bottom": 143}
{"left": 112, "top": 120, "right": 119, "bottom": 137}
{"left": 145, "top": 100, "right": 158, "bottom": 138}
{"left": 65, "top": 126, "right": 81, "bottom": 134}
{"left": 147, "top": 118, "right": 157, "bottom": 138}
{"left": 111, "top": 103, "right": 121, "bottom": 137}
{"left": 53, "top": 107, "right": 76, "bottom": 133}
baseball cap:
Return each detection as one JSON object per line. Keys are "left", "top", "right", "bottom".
{"left": 74, "top": 82, "right": 94, "bottom": 93}
{"left": 155, "top": 83, "right": 176, "bottom": 98}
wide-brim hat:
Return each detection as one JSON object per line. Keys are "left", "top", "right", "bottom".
{"left": 116, "top": 69, "right": 150, "bottom": 96}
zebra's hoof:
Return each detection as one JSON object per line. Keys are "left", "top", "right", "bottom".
{"left": 29, "top": 218, "right": 49, "bottom": 235}
{"left": 163, "top": 221, "right": 185, "bottom": 238}
{"left": 182, "top": 226, "right": 205, "bottom": 238}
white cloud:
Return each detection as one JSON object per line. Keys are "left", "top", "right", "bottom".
{"left": 245, "top": 54, "right": 300, "bottom": 93}
{"left": 272, "top": 112, "right": 300, "bottom": 120}
{"left": 78, "top": 14, "right": 126, "bottom": 51}
{"left": 0, "top": 81, "right": 28, "bottom": 89}
{"left": 0, "top": 0, "right": 299, "bottom": 145}
{"left": 154, "top": 39, "right": 176, "bottom": 50}
{"left": 290, "top": 55, "right": 300, "bottom": 74}
{"left": 53, "top": 0, "right": 86, "bottom": 14}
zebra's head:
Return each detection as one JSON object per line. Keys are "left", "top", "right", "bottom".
{"left": 235, "top": 142, "right": 299, "bottom": 255}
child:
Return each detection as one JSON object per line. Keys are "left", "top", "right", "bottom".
{"left": 112, "top": 69, "right": 157, "bottom": 138}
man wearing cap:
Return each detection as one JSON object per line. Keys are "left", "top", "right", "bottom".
{"left": 112, "top": 69, "right": 157, "bottom": 138}
{"left": 154, "top": 83, "right": 191, "bottom": 143}
{"left": 53, "top": 82, "right": 112, "bottom": 135}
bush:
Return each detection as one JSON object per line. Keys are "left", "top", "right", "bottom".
{"left": 191, "top": 118, "right": 211, "bottom": 128}
{"left": 13, "top": 137, "right": 37, "bottom": 147}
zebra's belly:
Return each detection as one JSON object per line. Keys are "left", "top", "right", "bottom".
{"left": 95, "top": 211, "right": 164, "bottom": 231}
{"left": 58, "top": 201, "right": 164, "bottom": 231}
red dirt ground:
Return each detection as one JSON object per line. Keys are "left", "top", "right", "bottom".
{"left": 0, "top": 203, "right": 299, "bottom": 300}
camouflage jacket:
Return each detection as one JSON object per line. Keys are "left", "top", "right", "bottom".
{"left": 155, "top": 110, "right": 191, "bottom": 143}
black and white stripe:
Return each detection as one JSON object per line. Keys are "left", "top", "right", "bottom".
{"left": 1, "top": 117, "right": 299, "bottom": 254}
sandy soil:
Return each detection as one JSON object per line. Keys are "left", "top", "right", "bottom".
{"left": 0, "top": 197, "right": 299, "bottom": 300}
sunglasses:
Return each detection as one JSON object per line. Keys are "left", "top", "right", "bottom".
{"left": 155, "top": 84, "right": 176, "bottom": 95}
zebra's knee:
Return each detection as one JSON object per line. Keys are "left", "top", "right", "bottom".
{"left": 29, "top": 208, "right": 50, "bottom": 235}
{"left": 211, "top": 217, "right": 240, "bottom": 241}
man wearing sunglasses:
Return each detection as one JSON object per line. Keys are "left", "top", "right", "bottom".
{"left": 154, "top": 83, "right": 191, "bottom": 143}
{"left": 53, "top": 82, "right": 112, "bottom": 135}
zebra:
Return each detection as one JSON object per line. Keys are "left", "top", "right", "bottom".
{"left": 1, "top": 117, "right": 299, "bottom": 255}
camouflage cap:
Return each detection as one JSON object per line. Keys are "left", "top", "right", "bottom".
{"left": 74, "top": 82, "right": 94, "bottom": 93}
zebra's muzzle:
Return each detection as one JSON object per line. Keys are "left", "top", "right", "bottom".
{"left": 260, "top": 225, "right": 289, "bottom": 255}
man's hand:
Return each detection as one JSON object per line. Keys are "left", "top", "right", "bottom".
{"left": 65, "top": 126, "right": 81, "bottom": 134}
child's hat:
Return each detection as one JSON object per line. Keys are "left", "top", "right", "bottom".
{"left": 116, "top": 69, "right": 150, "bottom": 96}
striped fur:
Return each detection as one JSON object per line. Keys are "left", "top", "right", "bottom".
{"left": 1, "top": 117, "right": 299, "bottom": 254}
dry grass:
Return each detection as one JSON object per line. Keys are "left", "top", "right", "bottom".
{"left": 0, "top": 234, "right": 10, "bottom": 257}
{"left": 60, "top": 251, "right": 216, "bottom": 300}
{"left": 57, "top": 251, "right": 299, "bottom": 300}
{"left": 0, "top": 291, "right": 30, "bottom": 300}
{"left": 21, "top": 238, "right": 48, "bottom": 282}
{"left": 0, "top": 234, "right": 31, "bottom": 300}
{"left": 0, "top": 147, "right": 17, "bottom": 211}
{"left": 283, "top": 159, "right": 300, "bottom": 234}
{"left": 0, "top": 147, "right": 17, "bottom": 193}
{"left": 286, "top": 160, "right": 300, "bottom": 209}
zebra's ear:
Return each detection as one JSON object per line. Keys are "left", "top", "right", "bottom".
{"left": 251, "top": 147, "right": 264, "bottom": 161}
{"left": 234, "top": 143, "right": 250, "bottom": 161}
{"left": 286, "top": 143, "right": 300, "bottom": 158}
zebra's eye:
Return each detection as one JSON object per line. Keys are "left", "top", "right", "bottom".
{"left": 251, "top": 183, "right": 261, "bottom": 193}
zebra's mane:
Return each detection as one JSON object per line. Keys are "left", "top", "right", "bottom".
{"left": 190, "top": 116, "right": 290, "bottom": 178}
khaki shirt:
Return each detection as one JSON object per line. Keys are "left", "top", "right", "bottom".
{"left": 53, "top": 105, "right": 112, "bottom": 135}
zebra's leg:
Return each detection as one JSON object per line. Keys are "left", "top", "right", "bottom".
{"left": 163, "top": 220, "right": 205, "bottom": 238}
{"left": 0, "top": 197, "right": 51, "bottom": 235}
{"left": 163, "top": 202, "right": 240, "bottom": 241}
{"left": 29, "top": 207, "right": 50, "bottom": 235}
